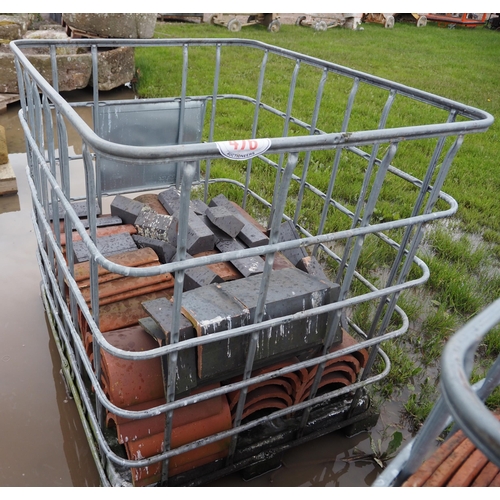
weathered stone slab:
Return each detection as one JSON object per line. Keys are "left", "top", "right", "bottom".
{"left": 23, "top": 30, "right": 79, "bottom": 55}
{"left": 209, "top": 194, "right": 269, "bottom": 247}
{"left": 277, "top": 220, "right": 308, "bottom": 266}
{"left": 0, "top": 124, "right": 9, "bottom": 166}
{"left": 132, "top": 234, "right": 176, "bottom": 264}
{"left": 206, "top": 206, "right": 245, "bottom": 239}
{"left": 134, "top": 209, "right": 177, "bottom": 243}
{"left": 110, "top": 194, "right": 145, "bottom": 225}
{"left": 0, "top": 46, "right": 133, "bottom": 94}
{"left": 72, "top": 231, "right": 137, "bottom": 263}
{"left": 0, "top": 21, "right": 23, "bottom": 41}
{"left": 62, "top": 13, "right": 157, "bottom": 39}
{"left": 91, "top": 46, "right": 135, "bottom": 91}
{"left": 0, "top": 161, "right": 17, "bottom": 195}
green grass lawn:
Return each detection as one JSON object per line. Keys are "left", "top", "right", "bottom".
{"left": 134, "top": 19, "right": 500, "bottom": 424}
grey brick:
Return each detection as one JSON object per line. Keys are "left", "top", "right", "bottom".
{"left": 277, "top": 220, "right": 308, "bottom": 266}
{"left": 132, "top": 234, "right": 177, "bottom": 264}
{"left": 209, "top": 194, "right": 269, "bottom": 247}
{"left": 134, "top": 209, "right": 177, "bottom": 243}
{"left": 206, "top": 205, "right": 245, "bottom": 238}
{"left": 72, "top": 232, "right": 137, "bottom": 263}
{"left": 110, "top": 195, "right": 146, "bottom": 224}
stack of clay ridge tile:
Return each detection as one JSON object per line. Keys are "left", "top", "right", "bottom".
{"left": 402, "top": 412, "right": 500, "bottom": 486}
{"left": 53, "top": 188, "right": 369, "bottom": 485}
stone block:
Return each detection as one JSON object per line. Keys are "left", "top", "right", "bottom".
{"left": 92, "top": 46, "right": 135, "bottom": 91}
{"left": 133, "top": 193, "right": 168, "bottom": 215}
{"left": 79, "top": 215, "right": 123, "bottom": 229}
{"left": 141, "top": 297, "right": 198, "bottom": 393}
{"left": 132, "top": 234, "right": 176, "bottom": 264}
{"left": 296, "top": 255, "right": 330, "bottom": 282}
{"left": 171, "top": 210, "right": 215, "bottom": 255}
{"left": 110, "top": 194, "right": 146, "bottom": 225}
{"left": 182, "top": 268, "right": 340, "bottom": 381}
{"left": 191, "top": 199, "right": 209, "bottom": 215}
{"left": 206, "top": 206, "right": 245, "bottom": 238}
{"left": 0, "top": 21, "right": 23, "bottom": 41}
{"left": 171, "top": 252, "right": 224, "bottom": 291}
{"left": 277, "top": 220, "right": 308, "bottom": 266}
{"left": 215, "top": 237, "right": 264, "bottom": 277}
{"left": 0, "top": 161, "right": 17, "bottom": 196}
{"left": 209, "top": 194, "right": 269, "bottom": 247}
{"left": 158, "top": 187, "right": 182, "bottom": 215}
{"left": 0, "top": 125, "right": 9, "bottom": 166}
{"left": 134, "top": 210, "right": 177, "bottom": 243}
{"left": 158, "top": 187, "right": 209, "bottom": 216}
{"left": 181, "top": 285, "right": 251, "bottom": 381}
{"left": 62, "top": 13, "right": 157, "bottom": 38}
{"left": 48, "top": 199, "right": 101, "bottom": 220}
{"left": 72, "top": 231, "right": 137, "bottom": 263}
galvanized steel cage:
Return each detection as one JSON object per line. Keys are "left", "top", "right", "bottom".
{"left": 373, "top": 297, "right": 500, "bottom": 486}
{"left": 10, "top": 37, "right": 493, "bottom": 486}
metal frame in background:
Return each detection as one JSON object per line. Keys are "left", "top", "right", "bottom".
{"left": 10, "top": 37, "right": 493, "bottom": 487}
{"left": 374, "top": 297, "right": 500, "bottom": 486}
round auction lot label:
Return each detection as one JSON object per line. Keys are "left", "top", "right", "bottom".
{"left": 216, "top": 138, "right": 271, "bottom": 160}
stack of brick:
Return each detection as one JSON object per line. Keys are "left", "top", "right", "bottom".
{"left": 52, "top": 189, "right": 371, "bottom": 485}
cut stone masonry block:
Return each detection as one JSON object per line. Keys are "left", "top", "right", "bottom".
{"left": 110, "top": 195, "right": 146, "bottom": 225}
{"left": 134, "top": 209, "right": 178, "bottom": 243}
{"left": 171, "top": 252, "right": 224, "bottom": 291}
{"left": 206, "top": 205, "right": 245, "bottom": 239}
{"left": 209, "top": 194, "right": 269, "bottom": 248}
{"left": 171, "top": 209, "right": 215, "bottom": 255}
{"left": 72, "top": 231, "right": 137, "bottom": 263}
{"left": 132, "top": 234, "right": 177, "bottom": 264}
{"left": 277, "top": 220, "right": 308, "bottom": 266}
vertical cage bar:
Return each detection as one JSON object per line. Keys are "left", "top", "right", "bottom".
{"left": 227, "top": 152, "right": 299, "bottom": 461}
{"left": 160, "top": 162, "right": 197, "bottom": 485}
{"left": 243, "top": 49, "right": 268, "bottom": 209}
{"left": 293, "top": 67, "right": 328, "bottom": 225}
{"left": 204, "top": 44, "right": 221, "bottom": 203}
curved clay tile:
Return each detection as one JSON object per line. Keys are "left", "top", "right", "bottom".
{"left": 240, "top": 398, "right": 290, "bottom": 423}
{"left": 403, "top": 412, "right": 500, "bottom": 486}
{"left": 471, "top": 461, "right": 500, "bottom": 486}
{"left": 446, "top": 448, "right": 489, "bottom": 486}
{"left": 100, "top": 326, "right": 164, "bottom": 408}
